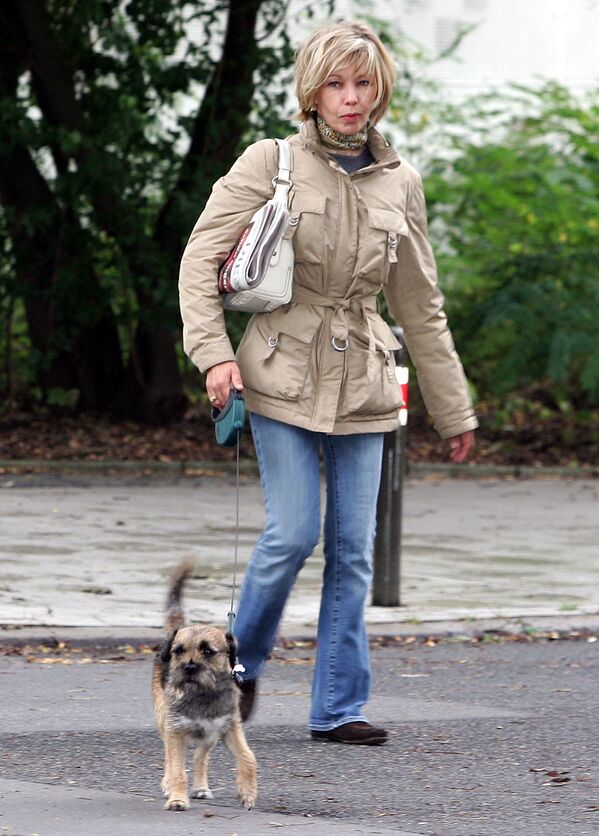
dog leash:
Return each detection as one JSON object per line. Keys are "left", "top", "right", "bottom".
{"left": 228, "top": 427, "right": 247, "bottom": 680}
{"left": 211, "top": 390, "right": 246, "bottom": 678}
{"left": 227, "top": 428, "right": 240, "bottom": 635}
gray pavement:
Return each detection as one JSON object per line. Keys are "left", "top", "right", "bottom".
{"left": 1, "top": 635, "right": 598, "bottom": 835}
{"left": 1, "top": 470, "right": 599, "bottom": 835}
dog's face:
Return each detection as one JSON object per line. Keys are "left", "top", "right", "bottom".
{"left": 159, "top": 625, "right": 236, "bottom": 693}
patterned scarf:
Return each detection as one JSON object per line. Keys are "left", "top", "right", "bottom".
{"left": 315, "top": 113, "right": 368, "bottom": 151}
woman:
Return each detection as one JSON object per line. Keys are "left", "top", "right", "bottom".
{"left": 179, "top": 21, "right": 477, "bottom": 745}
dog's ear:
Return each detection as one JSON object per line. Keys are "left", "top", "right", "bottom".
{"left": 157, "top": 630, "right": 177, "bottom": 687}
{"left": 160, "top": 630, "right": 177, "bottom": 663}
{"left": 225, "top": 632, "right": 237, "bottom": 670}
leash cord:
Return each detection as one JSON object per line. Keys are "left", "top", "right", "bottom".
{"left": 227, "top": 428, "right": 241, "bottom": 635}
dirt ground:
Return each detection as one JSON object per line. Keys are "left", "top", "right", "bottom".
{"left": 0, "top": 398, "right": 598, "bottom": 467}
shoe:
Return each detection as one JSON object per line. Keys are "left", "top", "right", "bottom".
{"left": 238, "top": 679, "right": 257, "bottom": 722}
{"left": 311, "top": 721, "right": 388, "bottom": 746}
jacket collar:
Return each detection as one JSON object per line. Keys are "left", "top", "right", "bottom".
{"left": 297, "top": 118, "right": 401, "bottom": 170}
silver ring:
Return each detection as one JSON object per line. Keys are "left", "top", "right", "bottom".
{"left": 209, "top": 395, "right": 217, "bottom": 403}
{"left": 331, "top": 337, "right": 349, "bottom": 352}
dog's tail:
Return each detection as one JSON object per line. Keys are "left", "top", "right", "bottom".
{"left": 165, "top": 560, "right": 194, "bottom": 634}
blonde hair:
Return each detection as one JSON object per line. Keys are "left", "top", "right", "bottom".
{"left": 294, "top": 21, "right": 396, "bottom": 125}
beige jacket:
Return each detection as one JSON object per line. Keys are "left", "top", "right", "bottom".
{"left": 180, "top": 120, "right": 477, "bottom": 438}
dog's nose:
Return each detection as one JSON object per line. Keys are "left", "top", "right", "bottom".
{"left": 184, "top": 662, "right": 198, "bottom": 675}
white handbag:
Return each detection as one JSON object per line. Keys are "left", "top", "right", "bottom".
{"left": 219, "top": 139, "right": 295, "bottom": 313}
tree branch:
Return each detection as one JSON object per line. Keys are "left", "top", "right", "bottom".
{"left": 155, "top": 0, "right": 264, "bottom": 261}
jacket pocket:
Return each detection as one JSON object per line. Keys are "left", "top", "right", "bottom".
{"left": 289, "top": 191, "right": 326, "bottom": 264}
{"left": 338, "top": 319, "right": 403, "bottom": 418}
{"left": 360, "top": 207, "right": 409, "bottom": 284}
{"left": 236, "top": 309, "right": 322, "bottom": 401}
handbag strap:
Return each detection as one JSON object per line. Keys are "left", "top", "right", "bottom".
{"left": 272, "top": 138, "right": 293, "bottom": 205}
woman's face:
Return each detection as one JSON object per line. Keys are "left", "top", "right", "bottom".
{"left": 313, "top": 63, "right": 377, "bottom": 135}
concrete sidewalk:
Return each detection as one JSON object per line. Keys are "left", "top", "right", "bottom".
{"left": 1, "top": 471, "right": 598, "bottom": 636}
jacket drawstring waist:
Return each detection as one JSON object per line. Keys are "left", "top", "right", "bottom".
{"left": 291, "top": 287, "right": 383, "bottom": 381}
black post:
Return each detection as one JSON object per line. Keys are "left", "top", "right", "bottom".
{"left": 372, "top": 326, "right": 407, "bottom": 607}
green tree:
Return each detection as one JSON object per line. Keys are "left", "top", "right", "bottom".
{"left": 0, "top": 0, "right": 295, "bottom": 420}
{"left": 424, "top": 83, "right": 599, "bottom": 407}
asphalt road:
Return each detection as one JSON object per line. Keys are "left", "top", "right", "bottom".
{"left": 1, "top": 636, "right": 598, "bottom": 835}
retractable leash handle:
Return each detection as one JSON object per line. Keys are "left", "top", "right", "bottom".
{"left": 211, "top": 389, "right": 245, "bottom": 447}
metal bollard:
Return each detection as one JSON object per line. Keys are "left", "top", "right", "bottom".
{"left": 372, "top": 325, "right": 408, "bottom": 607}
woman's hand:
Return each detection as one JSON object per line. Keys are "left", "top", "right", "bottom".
{"left": 447, "top": 430, "right": 475, "bottom": 463}
{"left": 205, "top": 361, "right": 244, "bottom": 410}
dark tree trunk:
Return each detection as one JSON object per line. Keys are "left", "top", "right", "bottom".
{"left": 5, "top": 0, "right": 187, "bottom": 422}
{"left": 1, "top": 0, "right": 267, "bottom": 421}
{"left": 0, "top": 141, "right": 124, "bottom": 410}
{"left": 156, "top": 0, "right": 265, "bottom": 264}
{"left": 0, "top": 0, "right": 123, "bottom": 412}
{"left": 123, "top": 0, "right": 264, "bottom": 422}
{"left": 115, "top": 325, "right": 188, "bottom": 424}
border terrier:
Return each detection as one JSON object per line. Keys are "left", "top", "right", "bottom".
{"left": 152, "top": 561, "right": 257, "bottom": 811}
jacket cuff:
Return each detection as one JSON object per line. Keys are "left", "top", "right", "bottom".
{"left": 435, "top": 414, "right": 479, "bottom": 440}
{"left": 189, "top": 341, "right": 236, "bottom": 374}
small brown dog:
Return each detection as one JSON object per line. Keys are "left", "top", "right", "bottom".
{"left": 152, "top": 561, "right": 257, "bottom": 811}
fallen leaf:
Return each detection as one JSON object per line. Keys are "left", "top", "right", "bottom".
{"left": 27, "top": 657, "right": 73, "bottom": 665}
{"left": 81, "top": 586, "right": 112, "bottom": 595}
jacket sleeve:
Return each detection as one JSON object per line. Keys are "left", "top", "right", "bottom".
{"left": 179, "top": 139, "right": 276, "bottom": 373}
{"left": 383, "top": 173, "right": 478, "bottom": 439}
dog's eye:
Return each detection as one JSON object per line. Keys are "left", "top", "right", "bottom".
{"left": 200, "top": 644, "right": 216, "bottom": 658}
{"left": 173, "top": 644, "right": 185, "bottom": 656}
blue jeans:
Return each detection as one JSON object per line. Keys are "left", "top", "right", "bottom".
{"left": 234, "top": 412, "right": 384, "bottom": 730}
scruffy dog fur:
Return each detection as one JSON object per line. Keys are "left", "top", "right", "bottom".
{"left": 152, "top": 561, "right": 257, "bottom": 811}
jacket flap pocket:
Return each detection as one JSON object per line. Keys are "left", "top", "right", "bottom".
{"left": 369, "top": 315, "right": 402, "bottom": 350}
{"left": 290, "top": 191, "right": 326, "bottom": 215}
{"left": 264, "top": 307, "right": 322, "bottom": 343}
{"left": 368, "top": 207, "right": 408, "bottom": 236}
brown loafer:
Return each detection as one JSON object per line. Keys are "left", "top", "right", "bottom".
{"left": 238, "top": 678, "right": 258, "bottom": 722}
{"left": 311, "top": 721, "right": 388, "bottom": 745}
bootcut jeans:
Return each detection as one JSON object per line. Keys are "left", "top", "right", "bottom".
{"left": 234, "top": 412, "right": 384, "bottom": 730}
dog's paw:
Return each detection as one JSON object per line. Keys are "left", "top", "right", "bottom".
{"left": 237, "top": 784, "right": 257, "bottom": 810}
{"left": 191, "top": 786, "right": 214, "bottom": 800}
{"left": 164, "top": 796, "right": 190, "bottom": 811}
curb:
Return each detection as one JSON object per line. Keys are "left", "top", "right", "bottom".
{"left": 0, "top": 458, "right": 259, "bottom": 477}
{"left": 2, "top": 613, "right": 598, "bottom": 650}
{"left": 0, "top": 459, "right": 597, "bottom": 480}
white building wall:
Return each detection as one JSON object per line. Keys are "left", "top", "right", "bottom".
{"left": 289, "top": 0, "right": 599, "bottom": 96}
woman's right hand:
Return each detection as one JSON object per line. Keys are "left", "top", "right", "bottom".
{"left": 206, "top": 361, "right": 244, "bottom": 410}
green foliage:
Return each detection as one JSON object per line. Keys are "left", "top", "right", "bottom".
{"left": 0, "top": 0, "right": 303, "bottom": 413}
{"left": 3, "top": 3, "right": 598, "bottom": 424}
{"left": 424, "top": 83, "right": 599, "bottom": 406}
